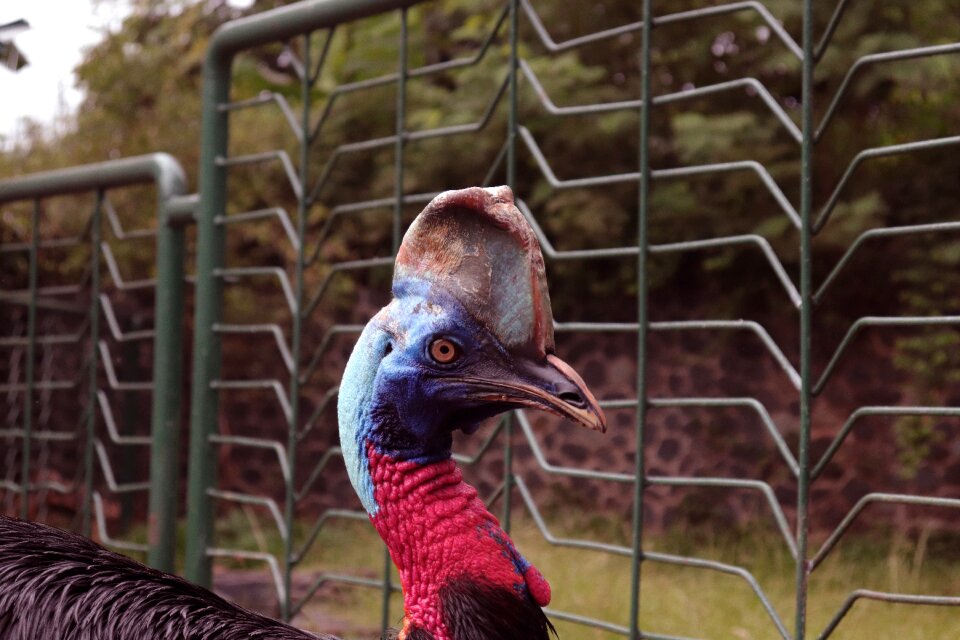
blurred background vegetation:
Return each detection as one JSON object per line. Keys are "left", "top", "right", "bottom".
{"left": 3, "top": 0, "right": 958, "bottom": 465}
{"left": 3, "top": 0, "right": 959, "bottom": 516}
{"left": 3, "top": 1, "right": 960, "bottom": 636}
{"left": 3, "top": 0, "right": 958, "bottom": 346}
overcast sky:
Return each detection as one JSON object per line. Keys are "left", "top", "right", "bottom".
{"left": 0, "top": 0, "right": 255, "bottom": 148}
{"left": 0, "top": 1, "right": 133, "bottom": 145}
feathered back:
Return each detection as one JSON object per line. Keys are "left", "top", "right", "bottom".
{"left": 0, "top": 516, "right": 330, "bottom": 640}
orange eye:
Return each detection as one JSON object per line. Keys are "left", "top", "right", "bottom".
{"left": 429, "top": 338, "right": 460, "bottom": 364}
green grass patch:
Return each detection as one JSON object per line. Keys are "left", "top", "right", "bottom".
{"left": 517, "top": 520, "right": 960, "bottom": 640}
{"left": 113, "top": 513, "right": 960, "bottom": 639}
{"left": 295, "top": 517, "right": 960, "bottom": 639}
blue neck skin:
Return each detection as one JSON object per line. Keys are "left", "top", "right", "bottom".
{"left": 337, "top": 279, "right": 508, "bottom": 515}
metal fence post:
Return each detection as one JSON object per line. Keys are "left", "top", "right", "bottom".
{"left": 794, "top": 1, "right": 815, "bottom": 637}
{"left": 18, "top": 200, "right": 41, "bottom": 520}
{"left": 81, "top": 191, "right": 104, "bottom": 537}
{"left": 184, "top": 48, "right": 231, "bottom": 583}
{"left": 502, "top": 0, "right": 520, "bottom": 538}
{"left": 629, "top": 1, "right": 653, "bottom": 637}
{"left": 149, "top": 158, "right": 190, "bottom": 571}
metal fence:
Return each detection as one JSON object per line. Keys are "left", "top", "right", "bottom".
{"left": 3, "top": 0, "right": 959, "bottom": 638}
{"left": 0, "top": 154, "right": 191, "bottom": 572}
{"left": 177, "top": 0, "right": 960, "bottom": 638}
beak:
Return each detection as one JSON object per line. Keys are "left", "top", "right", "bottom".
{"left": 452, "top": 353, "right": 607, "bottom": 433}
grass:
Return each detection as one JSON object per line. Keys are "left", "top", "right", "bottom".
{"left": 520, "top": 521, "right": 960, "bottom": 640}
{"left": 117, "top": 511, "right": 960, "bottom": 639}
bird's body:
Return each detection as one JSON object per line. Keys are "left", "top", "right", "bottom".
{"left": 0, "top": 516, "right": 324, "bottom": 640}
{"left": 0, "top": 186, "right": 604, "bottom": 640}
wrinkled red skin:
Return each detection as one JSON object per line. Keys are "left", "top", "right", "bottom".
{"left": 368, "top": 444, "right": 550, "bottom": 640}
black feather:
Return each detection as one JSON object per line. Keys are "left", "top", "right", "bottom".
{"left": 0, "top": 516, "right": 332, "bottom": 640}
{"left": 438, "top": 577, "right": 557, "bottom": 640}
{"left": 379, "top": 627, "right": 435, "bottom": 640}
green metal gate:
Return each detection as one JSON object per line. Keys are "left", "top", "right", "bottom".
{"left": 177, "top": 1, "right": 960, "bottom": 638}
{"left": 0, "top": 154, "right": 192, "bottom": 571}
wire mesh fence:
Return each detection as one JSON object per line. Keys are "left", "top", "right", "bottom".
{"left": 0, "top": 155, "right": 190, "bottom": 571}
{"left": 177, "top": 1, "right": 960, "bottom": 638}
{"left": 3, "top": 0, "right": 959, "bottom": 638}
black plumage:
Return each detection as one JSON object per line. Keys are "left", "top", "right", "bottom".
{"left": 0, "top": 517, "right": 556, "bottom": 640}
{"left": 381, "top": 579, "right": 556, "bottom": 640}
{"left": 0, "top": 516, "right": 330, "bottom": 640}
{"left": 438, "top": 578, "right": 556, "bottom": 640}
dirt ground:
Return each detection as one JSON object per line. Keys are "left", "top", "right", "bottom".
{"left": 213, "top": 568, "right": 383, "bottom": 639}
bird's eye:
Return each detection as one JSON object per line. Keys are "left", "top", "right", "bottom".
{"left": 429, "top": 338, "right": 460, "bottom": 364}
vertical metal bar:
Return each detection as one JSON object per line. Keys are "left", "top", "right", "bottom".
{"left": 381, "top": 9, "right": 408, "bottom": 632}
{"left": 629, "top": 0, "right": 654, "bottom": 637}
{"left": 506, "top": 0, "right": 519, "bottom": 187}
{"left": 19, "top": 199, "right": 41, "bottom": 519}
{"left": 502, "top": 414, "right": 514, "bottom": 531}
{"left": 281, "top": 30, "right": 313, "bottom": 623}
{"left": 380, "top": 550, "right": 394, "bottom": 632}
{"left": 501, "top": 0, "right": 520, "bottom": 537}
{"left": 148, "top": 187, "right": 188, "bottom": 572}
{"left": 119, "top": 330, "right": 139, "bottom": 530}
{"left": 393, "top": 8, "right": 407, "bottom": 255}
{"left": 82, "top": 190, "right": 104, "bottom": 537}
{"left": 117, "top": 315, "right": 143, "bottom": 531}
{"left": 795, "top": 1, "right": 815, "bottom": 638}
{"left": 185, "top": 47, "right": 233, "bottom": 587}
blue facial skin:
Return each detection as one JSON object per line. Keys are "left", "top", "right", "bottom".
{"left": 338, "top": 278, "right": 518, "bottom": 515}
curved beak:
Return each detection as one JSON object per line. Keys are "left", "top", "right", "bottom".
{"left": 452, "top": 353, "right": 606, "bottom": 433}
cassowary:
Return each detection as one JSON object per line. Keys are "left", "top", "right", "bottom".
{"left": 0, "top": 185, "right": 605, "bottom": 640}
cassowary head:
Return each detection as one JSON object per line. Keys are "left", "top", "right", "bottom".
{"left": 339, "top": 186, "right": 605, "bottom": 640}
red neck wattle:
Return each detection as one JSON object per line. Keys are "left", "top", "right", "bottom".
{"left": 366, "top": 444, "right": 550, "bottom": 640}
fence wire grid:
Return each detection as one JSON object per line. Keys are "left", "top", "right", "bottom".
{"left": 2, "top": 0, "right": 959, "bottom": 639}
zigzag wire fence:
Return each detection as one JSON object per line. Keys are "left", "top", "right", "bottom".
{"left": 180, "top": 1, "right": 960, "bottom": 638}
{"left": 0, "top": 155, "right": 191, "bottom": 572}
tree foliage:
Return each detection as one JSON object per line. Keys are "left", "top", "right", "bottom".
{"left": 2, "top": 0, "right": 958, "bottom": 400}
